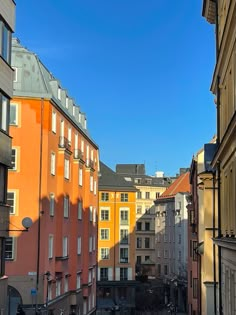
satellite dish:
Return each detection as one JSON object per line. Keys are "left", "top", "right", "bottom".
{"left": 22, "top": 217, "right": 33, "bottom": 229}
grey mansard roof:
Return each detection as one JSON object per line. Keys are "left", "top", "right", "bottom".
{"left": 99, "top": 162, "right": 138, "bottom": 192}
{"left": 11, "top": 38, "right": 97, "bottom": 145}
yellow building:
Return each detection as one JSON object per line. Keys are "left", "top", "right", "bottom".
{"left": 202, "top": 2, "right": 236, "bottom": 314}
{"left": 97, "top": 162, "right": 137, "bottom": 315}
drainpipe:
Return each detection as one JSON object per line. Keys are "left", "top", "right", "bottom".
{"left": 35, "top": 98, "right": 44, "bottom": 313}
{"left": 212, "top": 171, "right": 217, "bottom": 314}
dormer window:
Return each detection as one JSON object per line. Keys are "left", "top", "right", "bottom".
{"left": 65, "top": 96, "right": 69, "bottom": 108}
{"left": 58, "top": 87, "right": 61, "bottom": 100}
{"left": 72, "top": 104, "right": 75, "bottom": 116}
{"left": 12, "top": 67, "right": 17, "bottom": 82}
{"left": 84, "top": 118, "right": 87, "bottom": 130}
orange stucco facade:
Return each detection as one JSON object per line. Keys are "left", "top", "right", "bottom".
{"left": 7, "top": 96, "right": 99, "bottom": 314}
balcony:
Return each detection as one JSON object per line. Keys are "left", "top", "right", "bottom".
{"left": 120, "top": 238, "right": 129, "bottom": 245}
{"left": 58, "top": 136, "right": 72, "bottom": 153}
{"left": 86, "top": 159, "right": 95, "bottom": 170}
{"left": 74, "top": 149, "right": 84, "bottom": 161}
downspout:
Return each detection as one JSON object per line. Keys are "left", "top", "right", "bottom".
{"left": 212, "top": 171, "right": 217, "bottom": 314}
{"left": 36, "top": 98, "right": 44, "bottom": 311}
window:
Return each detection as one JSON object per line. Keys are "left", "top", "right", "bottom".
{"left": 100, "top": 268, "right": 108, "bottom": 281}
{"left": 48, "top": 235, "right": 53, "bottom": 259}
{"left": 157, "top": 250, "right": 161, "bottom": 258}
{"left": 90, "top": 175, "right": 93, "bottom": 192}
{"left": 100, "top": 209, "right": 109, "bottom": 221}
{"left": 164, "top": 265, "right": 168, "bottom": 275}
{"left": 93, "top": 208, "right": 96, "bottom": 223}
{"left": 164, "top": 249, "right": 168, "bottom": 258}
{"left": 145, "top": 192, "right": 150, "bottom": 199}
{"left": 100, "top": 229, "right": 109, "bottom": 240}
{"left": 164, "top": 234, "right": 168, "bottom": 242}
{"left": 48, "top": 282, "right": 52, "bottom": 300}
{"left": 89, "top": 236, "right": 92, "bottom": 253}
{"left": 65, "top": 96, "right": 69, "bottom": 108}
{"left": 136, "top": 222, "right": 142, "bottom": 231}
{"left": 49, "top": 193, "right": 55, "bottom": 216}
{"left": 50, "top": 152, "right": 56, "bottom": 175}
{"left": 145, "top": 256, "right": 150, "bottom": 261}
{"left": 0, "top": 20, "right": 11, "bottom": 63}
{"left": 178, "top": 234, "right": 181, "bottom": 244}
{"left": 56, "top": 279, "right": 61, "bottom": 297}
{"left": 12, "top": 67, "right": 17, "bottom": 82}
{"left": 81, "top": 140, "right": 84, "bottom": 153}
{"left": 77, "top": 273, "right": 81, "bottom": 289}
{"left": 10, "top": 148, "right": 17, "bottom": 170}
{"left": 101, "top": 192, "right": 109, "bottom": 201}
{"left": 0, "top": 94, "right": 9, "bottom": 132}
{"left": 178, "top": 251, "right": 181, "bottom": 262}
{"left": 136, "top": 206, "right": 142, "bottom": 214}
{"left": 121, "top": 193, "right": 128, "bottom": 202}
{"left": 94, "top": 180, "right": 97, "bottom": 195}
{"left": 193, "top": 278, "right": 198, "bottom": 299}
{"left": 93, "top": 236, "right": 96, "bottom": 251}
{"left": 120, "top": 210, "right": 128, "bottom": 224}
{"left": 9, "top": 103, "right": 18, "bottom": 126}
{"left": 145, "top": 238, "right": 150, "bottom": 249}
{"left": 64, "top": 277, "right": 68, "bottom": 293}
{"left": 7, "top": 192, "right": 15, "bottom": 215}
{"left": 78, "top": 201, "right": 82, "bottom": 219}
{"left": 77, "top": 237, "right": 81, "bottom": 254}
{"left": 157, "top": 264, "right": 161, "bottom": 275}
{"left": 51, "top": 111, "right": 56, "bottom": 133}
{"left": 101, "top": 248, "right": 109, "bottom": 259}
{"left": 64, "top": 158, "right": 70, "bottom": 179}
{"left": 68, "top": 127, "right": 71, "bottom": 145}
{"left": 120, "top": 229, "right": 128, "bottom": 244}
{"left": 58, "top": 87, "right": 61, "bottom": 100}
{"left": 136, "top": 256, "right": 141, "bottom": 264}
{"left": 63, "top": 236, "right": 68, "bottom": 257}
{"left": 120, "top": 248, "right": 128, "bottom": 263}
{"left": 79, "top": 167, "right": 83, "bottom": 186}
{"left": 193, "top": 241, "right": 198, "bottom": 261}
{"left": 88, "top": 269, "right": 92, "bottom": 283}
{"left": 137, "top": 191, "right": 142, "bottom": 199}
{"left": 64, "top": 196, "right": 69, "bottom": 218}
{"left": 145, "top": 222, "right": 150, "bottom": 231}
{"left": 5, "top": 237, "right": 14, "bottom": 260}
{"left": 137, "top": 237, "right": 142, "bottom": 248}
{"left": 120, "top": 268, "right": 128, "bottom": 281}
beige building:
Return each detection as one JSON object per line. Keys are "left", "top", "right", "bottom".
{"left": 0, "top": 0, "right": 15, "bottom": 312}
{"left": 202, "top": 1, "right": 236, "bottom": 314}
{"left": 115, "top": 164, "right": 170, "bottom": 278}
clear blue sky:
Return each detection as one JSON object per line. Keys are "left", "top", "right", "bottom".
{"left": 15, "top": 0, "right": 216, "bottom": 176}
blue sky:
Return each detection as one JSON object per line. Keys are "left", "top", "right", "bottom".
{"left": 15, "top": 0, "right": 216, "bottom": 176}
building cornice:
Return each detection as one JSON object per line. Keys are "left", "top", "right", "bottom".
{"left": 202, "top": 0, "right": 216, "bottom": 24}
{"left": 213, "top": 237, "right": 236, "bottom": 250}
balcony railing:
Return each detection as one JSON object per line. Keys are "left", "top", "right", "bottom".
{"left": 100, "top": 276, "right": 108, "bottom": 281}
{"left": 74, "top": 149, "right": 84, "bottom": 160}
{"left": 120, "top": 258, "right": 128, "bottom": 263}
{"left": 59, "top": 136, "right": 71, "bottom": 151}
{"left": 86, "top": 159, "right": 95, "bottom": 169}
{"left": 120, "top": 237, "right": 128, "bottom": 245}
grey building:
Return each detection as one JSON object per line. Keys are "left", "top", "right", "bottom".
{"left": 0, "top": 0, "right": 15, "bottom": 312}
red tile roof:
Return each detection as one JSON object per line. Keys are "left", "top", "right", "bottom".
{"left": 160, "top": 172, "right": 190, "bottom": 198}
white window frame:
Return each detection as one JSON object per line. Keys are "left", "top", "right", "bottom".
{"left": 10, "top": 148, "right": 17, "bottom": 171}
{"left": 89, "top": 236, "right": 92, "bottom": 253}
{"left": 58, "top": 86, "right": 61, "bottom": 100}
{"left": 89, "top": 206, "right": 93, "bottom": 221}
{"left": 94, "top": 180, "right": 97, "bottom": 195}
{"left": 79, "top": 167, "right": 83, "bottom": 186}
{"left": 52, "top": 111, "right": 57, "bottom": 133}
{"left": 49, "top": 193, "right": 55, "bottom": 216}
{"left": 64, "top": 276, "right": 69, "bottom": 293}
{"left": 77, "top": 273, "right": 81, "bottom": 289}
{"left": 78, "top": 201, "right": 82, "bottom": 220}
{"left": 7, "top": 191, "right": 16, "bottom": 215}
{"left": 62, "top": 236, "right": 68, "bottom": 257}
{"left": 64, "top": 195, "right": 69, "bottom": 218}
{"left": 68, "top": 127, "right": 72, "bottom": 145}
{"left": 5, "top": 237, "right": 15, "bottom": 260}
{"left": 48, "top": 234, "right": 53, "bottom": 259}
{"left": 77, "top": 237, "right": 82, "bottom": 255}
{"left": 100, "top": 248, "right": 110, "bottom": 260}
{"left": 56, "top": 279, "right": 61, "bottom": 297}
{"left": 100, "top": 229, "right": 109, "bottom": 240}
{"left": 90, "top": 175, "right": 93, "bottom": 192}
{"left": 9, "top": 103, "right": 18, "bottom": 126}
{"left": 100, "top": 209, "right": 109, "bottom": 221}
{"left": 50, "top": 152, "right": 56, "bottom": 175}
{"left": 64, "top": 158, "right": 70, "bottom": 180}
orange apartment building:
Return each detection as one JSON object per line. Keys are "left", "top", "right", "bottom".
{"left": 6, "top": 38, "right": 99, "bottom": 314}
{"left": 97, "top": 162, "right": 137, "bottom": 315}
